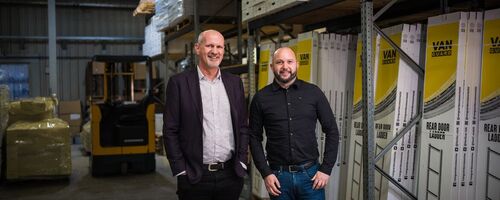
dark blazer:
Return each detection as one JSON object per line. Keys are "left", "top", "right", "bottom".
{"left": 163, "top": 68, "right": 249, "bottom": 184}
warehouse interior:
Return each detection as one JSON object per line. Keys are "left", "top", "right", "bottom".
{"left": 0, "top": 0, "right": 499, "bottom": 199}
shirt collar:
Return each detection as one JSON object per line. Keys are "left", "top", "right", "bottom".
{"left": 271, "top": 78, "right": 301, "bottom": 91}
{"left": 197, "top": 66, "right": 221, "bottom": 81}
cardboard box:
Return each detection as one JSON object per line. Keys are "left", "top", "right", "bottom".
{"left": 59, "top": 113, "right": 82, "bottom": 127}
{"left": 92, "top": 62, "right": 105, "bottom": 75}
{"left": 68, "top": 126, "right": 81, "bottom": 137}
{"left": 59, "top": 100, "right": 81, "bottom": 115}
{"left": 134, "top": 63, "right": 157, "bottom": 80}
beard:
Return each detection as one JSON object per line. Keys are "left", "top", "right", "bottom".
{"left": 274, "top": 68, "right": 297, "bottom": 84}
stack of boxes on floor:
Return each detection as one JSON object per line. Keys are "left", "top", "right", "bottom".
{"left": 477, "top": 8, "right": 500, "bottom": 200}
{"left": 418, "top": 11, "right": 483, "bottom": 200}
{"left": 0, "top": 85, "right": 10, "bottom": 178}
{"left": 5, "top": 97, "right": 71, "bottom": 180}
{"left": 59, "top": 100, "right": 82, "bottom": 141}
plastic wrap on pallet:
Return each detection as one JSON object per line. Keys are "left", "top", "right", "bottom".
{"left": 6, "top": 118, "right": 71, "bottom": 180}
{"left": 80, "top": 121, "right": 91, "bottom": 153}
{"left": 8, "top": 97, "right": 56, "bottom": 125}
{"left": 155, "top": 0, "right": 185, "bottom": 32}
{"left": 155, "top": 0, "right": 236, "bottom": 32}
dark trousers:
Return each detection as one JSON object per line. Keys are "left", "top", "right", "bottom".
{"left": 176, "top": 167, "right": 244, "bottom": 200}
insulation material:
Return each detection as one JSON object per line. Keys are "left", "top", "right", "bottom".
{"left": 257, "top": 43, "right": 275, "bottom": 90}
{"left": 297, "top": 31, "right": 319, "bottom": 84}
{"left": 346, "top": 34, "right": 378, "bottom": 200}
{"left": 476, "top": 8, "right": 500, "bottom": 200}
{"left": 8, "top": 97, "right": 56, "bottom": 125}
{"left": 6, "top": 118, "right": 71, "bottom": 180}
{"left": 417, "top": 12, "right": 483, "bottom": 200}
{"left": 318, "top": 33, "right": 357, "bottom": 200}
{"left": 81, "top": 121, "right": 91, "bottom": 153}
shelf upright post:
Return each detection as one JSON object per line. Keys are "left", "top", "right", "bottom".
{"left": 248, "top": 28, "right": 257, "bottom": 101}
{"left": 237, "top": 0, "right": 243, "bottom": 61}
{"left": 360, "top": 0, "right": 375, "bottom": 200}
{"left": 193, "top": 0, "right": 200, "bottom": 65}
{"left": 48, "top": 0, "right": 58, "bottom": 96}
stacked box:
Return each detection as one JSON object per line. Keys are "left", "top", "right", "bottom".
{"left": 143, "top": 16, "right": 164, "bottom": 57}
{"left": 6, "top": 118, "right": 71, "bottom": 180}
{"left": 476, "top": 8, "right": 500, "bottom": 200}
{"left": 417, "top": 12, "right": 483, "bottom": 200}
{"left": 317, "top": 33, "right": 357, "bottom": 200}
{"left": 372, "top": 24, "right": 424, "bottom": 200}
{"left": 297, "top": 31, "right": 319, "bottom": 84}
{"left": 59, "top": 100, "right": 82, "bottom": 137}
{"left": 257, "top": 43, "right": 275, "bottom": 90}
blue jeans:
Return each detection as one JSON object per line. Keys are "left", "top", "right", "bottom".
{"left": 270, "top": 163, "right": 325, "bottom": 200}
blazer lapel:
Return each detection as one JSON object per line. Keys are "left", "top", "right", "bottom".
{"left": 187, "top": 69, "right": 203, "bottom": 124}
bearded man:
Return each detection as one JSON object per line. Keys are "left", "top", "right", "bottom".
{"left": 248, "top": 47, "right": 339, "bottom": 200}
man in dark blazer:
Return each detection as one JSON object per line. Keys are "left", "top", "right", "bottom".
{"left": 163, "top": 29, "right": 249, "bottom": 200}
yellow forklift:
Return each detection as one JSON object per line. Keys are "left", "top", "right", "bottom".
{"left": 89, "top": 55, "right": 155, "bottom": 176}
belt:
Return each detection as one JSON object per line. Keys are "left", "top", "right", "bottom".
{"left": 203, "top": 160, "right": 233, "bottom": 172}
{"left": 270, "top": 161, "right": 316, "bottom": 173}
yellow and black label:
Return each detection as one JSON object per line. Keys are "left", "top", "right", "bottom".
{"left": 375, "top": 33, "right": 401, "bottom": 107}
{"left": 424, "top": 22, "right": 460, "bottom": 103}
{"left": 481, "top": 18, "right": 500, "bottom": 103}
{"left": 297, "top": 38, "right": 312, "bottom": 82}
{"left": 258, "top": 48, "right": 270, "bottom": 90}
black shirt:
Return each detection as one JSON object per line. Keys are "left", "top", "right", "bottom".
{"left": 249, "top": 79, "right": 339, "bottom": 178}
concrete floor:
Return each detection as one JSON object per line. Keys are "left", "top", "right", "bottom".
{"left": 0, "top": 144, "right": 178, "bottom": 200}
{"left": 0, "top": 144, "right": 252, "bottom": 200}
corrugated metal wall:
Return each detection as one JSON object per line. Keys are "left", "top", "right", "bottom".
{"left": 0, "top": 3, "right": 145, "bottom": 101}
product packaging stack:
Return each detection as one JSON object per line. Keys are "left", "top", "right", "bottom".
{"left": 418, "top": 12, "right": 483, "bottom": 200}
{"left": 476, "top": 8, "right": 500, "bottom": 200}
{"left": 6, "top": 97, "right": 71, "bottom": 180}
{"left": 316, "top": 33, "right": 357, "bottom": 200}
